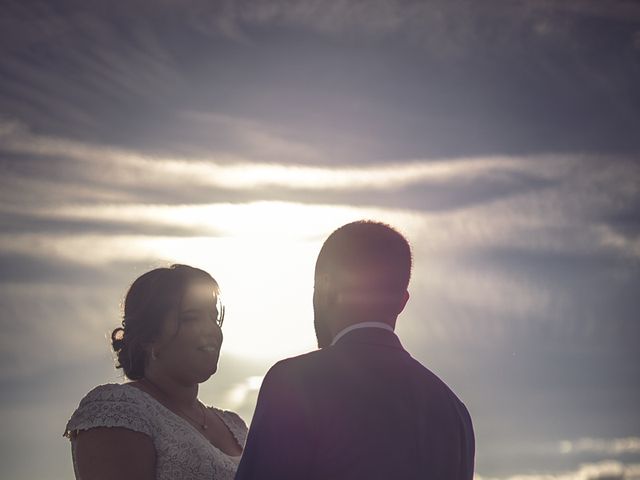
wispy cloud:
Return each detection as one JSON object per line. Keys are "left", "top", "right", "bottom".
{"left": 476, "top": 460, "right": 640, "bottom": 480}
{"left": 3, "top": 0, "right": 639, "bottom": 163}
{"left": 0, "top": 282, "right": 120, "bottom": 380}
{"left": 6, "top": 0, "right": 639, "bottom": 58}
{"left": 4, "top": 118, "right": 639, "bottom": 245}
{"left": 560, "top": 438, "right": 640, "bottom": 456}
{"left": 0, "top": 118, "right": 568, "bottom": 193}
{"left": 188, "top": 0, "right": 640, "bottom": 55}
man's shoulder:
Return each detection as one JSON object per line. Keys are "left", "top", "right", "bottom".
{"left": 407, "top": 356, "right": 473, "bottom": 417}
{"left": 260, "top": 348, "right": 338, "bottom": 390}
{"left": 267, "top": 348, "right": 326, "bottom": 375}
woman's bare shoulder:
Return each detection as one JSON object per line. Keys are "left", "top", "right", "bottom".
{"left": 74, "top": 426, "right": 156, "bottom": 480}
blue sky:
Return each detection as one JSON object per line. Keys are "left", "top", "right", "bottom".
{"left": 1, "top": 1, "right": 639, "bottom": 479}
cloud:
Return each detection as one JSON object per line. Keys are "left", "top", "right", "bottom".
{"left": 560, "top": 438, "right": 640, "bottom": 456}
{"left": 3, "top": 1, "right": 639, "bottom": 162}
{"left": 186, "top": 0, "right": 640, "bottom": 54}
{"left": 476, "top": 460, "right": 640, "bottom": 480}
{"left": 45, "top": 202, "right": 418, "bottom": 240}
{"left": 633, "top": 30, "right": 640, "bottom": 50}
{"left": 541, "top": 0, "right": 640, "bottom": 22}
{"left": 6, "top": 0, "right": 639, "bottom": 58}
{"left": 4, "top": 118, "right": 638, "bottom": 231}
{"left": 596, "top": 226, "right": 640, "bottom": 259}
{"left": 0, "top": 118, "right": 565, "bottom": 193}
{"left": 2, "top": 188, "right": 635, "bottom": 270}
{"left": 178, "top": 111, "right": 324, "bottom": 163}
{"left": 0, "top": 282, "right": 121, "bottom": 380}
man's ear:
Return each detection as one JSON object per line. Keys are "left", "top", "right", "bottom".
{"left": 396, "top": 290, "right": 410, "bottom": 315}
{"left": 314, "top": 274, "right": 336, "bottom": 307}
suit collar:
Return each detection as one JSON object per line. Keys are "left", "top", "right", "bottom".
{"left": 331, "top": 321, "right": 393, "bottom": 346}
{"left": 332, "top": 325, "right": 404, "bottom": 350}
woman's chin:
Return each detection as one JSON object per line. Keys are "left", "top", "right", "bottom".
{"left": 194, "top": 365, "right": 218, "bottom": 383}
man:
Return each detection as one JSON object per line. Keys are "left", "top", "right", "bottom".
{"left": 235, "top": 221, "right": 475, "bottom": 480}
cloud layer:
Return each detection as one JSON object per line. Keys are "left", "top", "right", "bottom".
{"left": 2, "top": 0, "right": 639, "bottom": 161}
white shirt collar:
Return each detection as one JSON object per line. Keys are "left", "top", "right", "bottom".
{"left": 330, "top": 321, "right": 394, "bottom": 346}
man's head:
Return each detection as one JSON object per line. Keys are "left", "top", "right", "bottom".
{"left": 313, "top": 221, "right": 412, "bottom": 348}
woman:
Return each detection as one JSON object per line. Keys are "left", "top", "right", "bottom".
{"left": 65, "top": 264, "right": 247, "bottom": 480}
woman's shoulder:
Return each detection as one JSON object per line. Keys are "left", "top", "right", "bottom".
{"left": 78, "top": 383, "right": 141, "bottom": 402}
{"left": 210, "top": 407, "right": 248, "bottom": 445}
{"left": 65, "top": 383, "right": 153, "bottom": 439}
{"left": 210, "top": 406, "right": 245, "bottom": 425}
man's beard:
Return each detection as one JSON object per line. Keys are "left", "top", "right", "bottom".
{"left": 313, "top": 308, "right": 333, "bottom": 349}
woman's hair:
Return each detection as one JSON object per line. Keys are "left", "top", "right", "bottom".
{"left": 111, "top": 264, "right": 220, "bottom": 380}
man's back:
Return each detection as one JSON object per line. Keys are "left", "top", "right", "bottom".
{"left": 235, "top": 327, "right": 474, "bottom": 480}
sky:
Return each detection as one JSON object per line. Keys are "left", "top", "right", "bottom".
{"left": 1, "top": 0, "right": 639, "bottom": 478}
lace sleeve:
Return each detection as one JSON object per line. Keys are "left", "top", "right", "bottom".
{"left": 218, "top": 409, "right": 248, "bottom": 448}
{"left": 64, "top": 384, "right": 153, "bottom": 439}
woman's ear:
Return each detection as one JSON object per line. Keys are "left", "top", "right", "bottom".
{"left": 142, "top": 341, "right": 158, "bottom": 361}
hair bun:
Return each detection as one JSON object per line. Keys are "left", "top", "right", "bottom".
{"left": 111, "top": 327, "right": 125, "bottom": 352}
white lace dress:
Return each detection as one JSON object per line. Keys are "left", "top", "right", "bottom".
{"left": 64, "top": 383, "right": 247, "bottom": 480}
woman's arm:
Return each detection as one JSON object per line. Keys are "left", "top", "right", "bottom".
{"left": 74, "top": 427, "right": 155, "bottom": 480}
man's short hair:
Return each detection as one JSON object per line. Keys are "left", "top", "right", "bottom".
{"left": 315, "top": 221, "right": 412, "bottom": 296}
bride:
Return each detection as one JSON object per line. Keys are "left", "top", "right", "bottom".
{"left": 65, "top": 264, "right": 247, "bottom": 479}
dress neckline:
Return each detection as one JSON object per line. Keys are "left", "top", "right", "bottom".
{"left": 122, "top": 383, "right": 242, "bottom": 458}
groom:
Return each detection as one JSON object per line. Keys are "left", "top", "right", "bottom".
{"left": 235, "top": 221, "right": 475, "bottom": 480}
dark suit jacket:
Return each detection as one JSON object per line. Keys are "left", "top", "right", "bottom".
{"left": 235, "top": 327, "right": 475, "bottom": 480}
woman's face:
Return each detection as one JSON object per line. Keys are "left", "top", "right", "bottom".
{"left": 152, "top": 280, "right": 224, "bottom": 384}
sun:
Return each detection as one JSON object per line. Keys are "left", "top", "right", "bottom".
{"left": 136, "top": 201, "right": 375, "bottom": 360}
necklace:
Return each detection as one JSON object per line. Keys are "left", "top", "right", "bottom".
{"left": 141, "top": 378, "right": 208, "bottom": 430}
